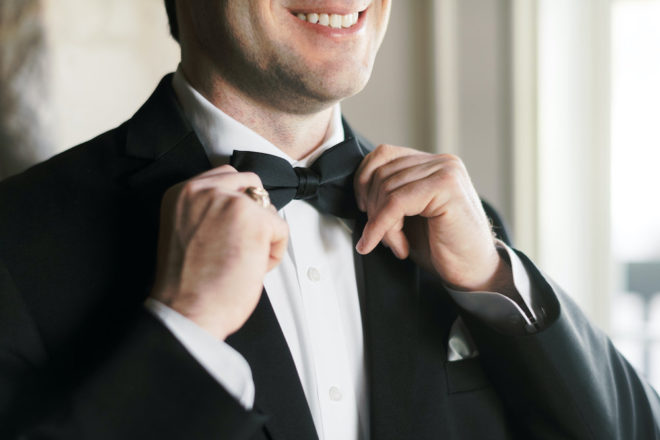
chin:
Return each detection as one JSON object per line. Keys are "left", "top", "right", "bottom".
{"left": 314, "top": 66, "right": 373, "bottom": 99}
{"left": 294, "top": 80, "right": 368, "bottom": 112}
{"left": 254, "top": 59, "right": 375, "bottom": 113}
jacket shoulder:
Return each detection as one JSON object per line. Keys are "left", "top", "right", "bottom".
{"left": 1, "top": 123, "right": 127, "bottom": 192}
{"left": 0, "top": 123, "right": 135, "bottom": 236}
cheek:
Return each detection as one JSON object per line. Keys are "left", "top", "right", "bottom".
{"left": 370, "top": 1, "right": 391, "bottom": 52}
{"left": 231, "top": 7, "right": 283, "bottom": 59}
{"left": 190, "top": 2, "right": 232, "bottom": 50}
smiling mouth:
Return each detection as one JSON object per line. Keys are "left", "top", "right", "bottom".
{"left": 292, "top": 10, "right": 365, "bottom": 29}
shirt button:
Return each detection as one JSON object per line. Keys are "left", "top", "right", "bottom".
{"left": 329, "top": 386, "right": 343, "bottom": 401}
{"left": 307, "top": 267, "right": 321, "bottom": 282}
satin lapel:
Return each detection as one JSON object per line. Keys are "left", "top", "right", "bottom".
{"left": 353, "top": 214, "right": 420, "bottom": 440}
{"left": 123, "top": 131, "right": 213, "bottom": 257}
{"left": 124, "top": 74, "right": 213, "bottom": 201}
{"left": 125, "top": 74, "right": 195, "bottom": 161}
{"left": 227, "top": 292, "right": 319, "bottom": 440}
{"left": 126, "top": 132, "right": 211, "bottom": 199}
{"left": 116, "top": 77, "right": 214, "bottom": 301}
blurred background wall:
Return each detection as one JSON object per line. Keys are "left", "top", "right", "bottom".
{"left": 0, "top": 0, "right": 51, "bottom": 178}
{"left": 43, "top": 0, "right": 179, "bottom": 152}
{"left": 1, "top": 0, "right": 659, "bottom": 390}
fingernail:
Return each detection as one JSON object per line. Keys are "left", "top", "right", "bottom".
{"left": 356, "top": 237, "right": 365, "bottom": 254}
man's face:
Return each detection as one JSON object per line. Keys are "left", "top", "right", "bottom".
{"left": 183, "top": 0, "right": 391, "bottom": 113}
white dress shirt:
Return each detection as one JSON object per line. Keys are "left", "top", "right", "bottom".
{"left": 146, "top": 67, "right": 543, "bottom": 440}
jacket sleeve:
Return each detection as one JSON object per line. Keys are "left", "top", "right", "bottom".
{"left": 0, "top": 259, "right": 266, "bottom": 440}
{"left": 459, "top": 250, "right": 660, "bottom": 440}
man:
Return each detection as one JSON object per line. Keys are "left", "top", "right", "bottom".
{"left": 0, "top": 0, "right": 658, "bottom": 439}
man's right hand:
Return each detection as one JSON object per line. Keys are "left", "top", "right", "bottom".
{"left": 149, "top": 165, "right": 289, "bottom": 340}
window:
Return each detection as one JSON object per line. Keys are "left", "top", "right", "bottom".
{"left": 610, "top": 0, "right": 660, "bottom": 390}
{"left": 517, "top": 0, "right": 660, "bottom": 391}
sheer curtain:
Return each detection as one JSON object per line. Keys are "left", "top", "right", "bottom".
{"left": 610, "top": 0, "right": 660, "bottom": 390}
{"left": 512, "top": 0, "right": 660, "bottom": 390}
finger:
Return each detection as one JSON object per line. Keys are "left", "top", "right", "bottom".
{"left": 355, "top": 145, "right": 415, "bottom": 188}
{"left": 355, "top": 146, "right": 401, "bottom": 211}
{"left": 209, "top": 171, "right": 264, "bottom": 192}
{"left": 357, "top": 152, "right": 434, "bottom": 214}
{"left": 174, "top": 172, "right": 266, "bottom": 236}
{"left": 365, "top": 159, "right": 441, "bottom": 216}
{"left": 267, "top": 216, "right": 289, "bottom": 271}
{"left": 383, "top": 223, "right": 410, "bottom": 259}
{"left": 375, "top": 156, "right": 444, "bottom": 193}
{"left": 196, "top": 164, "right": 238, "bottom": 177}
{"left": 183, "top": 171, "right": 264, "bottom": 197}
{"left": 355, "top": 145, "right": 420, "bottom": 211}
{"left": 356, "top": 196, "right": 408, "bottom": 254}
{"left": 362, "top": 155, "right": 434, "bottom": 214}
{"left": 367, "top": 154, "right": 435, "bottom": 188}
{"left": 358, "top": 179, "right": 445, "bottom": 254}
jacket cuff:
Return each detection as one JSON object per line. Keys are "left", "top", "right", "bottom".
{"left": 445, "top": 242, "right": 547, "bottom": 334}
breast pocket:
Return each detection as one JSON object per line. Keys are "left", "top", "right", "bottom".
{"left": 444, "top": 358, "right": 515, "bottom": 439}
{"left": 445, "top": 357, "right": 490, "bottom": 394}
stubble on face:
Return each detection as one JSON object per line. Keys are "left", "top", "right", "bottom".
{"left": 185, "top": 0, "right": 390, "bottom": 115}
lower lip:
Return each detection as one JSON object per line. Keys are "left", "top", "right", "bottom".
{"left": 289, "top": 9, "right": 368, "bottom": 37}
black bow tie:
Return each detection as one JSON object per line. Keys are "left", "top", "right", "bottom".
{"left": 230, "top": 137, "right": 364, "bottom": 218}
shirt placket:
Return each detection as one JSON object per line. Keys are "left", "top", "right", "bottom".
{"left": 285, "top": 201, "right": 360, "bottom": 440}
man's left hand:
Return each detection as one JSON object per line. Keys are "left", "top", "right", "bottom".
{"left": 354, "top": 144, "right": 514, "bottom": 293}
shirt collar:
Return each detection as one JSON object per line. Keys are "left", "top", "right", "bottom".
{"left": 171, "top": 66, "right": 345, "bottom": 168}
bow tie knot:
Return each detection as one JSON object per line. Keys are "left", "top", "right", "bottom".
{"left": 230, "top": 137, "right": 365, "bottom": 218}
{"left": 294, "top": 167, "right": 320, "bottom": 200}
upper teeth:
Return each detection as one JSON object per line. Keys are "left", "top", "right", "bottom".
{"left": 296, "top": 12, "right": 359, "bottom": 29}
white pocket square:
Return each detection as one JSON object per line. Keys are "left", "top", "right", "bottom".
{"left": 447, "top": 317, "right": 479, "bottom": 361}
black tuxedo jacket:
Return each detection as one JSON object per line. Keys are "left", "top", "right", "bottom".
{"left": 0, "top": 75, "right": 658, "bottom": 439}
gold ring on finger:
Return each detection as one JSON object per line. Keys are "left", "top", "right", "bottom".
{"left": 244, "top": 186, "right": 271, "bottom": 208}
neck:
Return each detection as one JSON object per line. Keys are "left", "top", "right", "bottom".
{"left": 181, "top": 63, "right": 335, "bottom": 161}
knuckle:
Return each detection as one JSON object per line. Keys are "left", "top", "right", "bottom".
{"left": 237, "top": 194, "right": 255, "bottom": 210}
{"left": 384, "top": 192, "right": 404, "bottom": 211}
{"left": 181, "top": 180, "right": 200, "bottom": 197}
{"left": 435, "top": 171, "right": 457, "bottom": 190}
{"left": 440, "top": 154, "right": 467, "bottom": 173}
{"left": 208, "top": 184, "right": 226, "bottom": 199}
{"left": 438, "top": 161, "right": 465, "bottom": 182}
{"left": 355, "top": 171, "right": 370, "bottom": 188}
{"left": 373, "top": 144, "right": 391, "bottom": 155}
{"left": 373, "top": 166, "right": 388, "bottom": 182}
{"left": 225, "top": 198, "right": 261, "bottom": 227}
{"left": 241, "top": 171, "right": 261, "bottom": 184}
{"left": 381, "top": 175, "right": 399, "bottom": 194}
{"left": 225, "top": 194, "right": 250, "bottom": 214}
{"left": 372, "top": 144, "right": 396, "bottom": 160}
{"left": 439, "top": 153, "right": 462, "bottom": 163}
{"left": 217, "top": 164, "right": 237, "bottom": 172}
{"left": 444, "top": 164, "right": 461, "bottom": 178}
